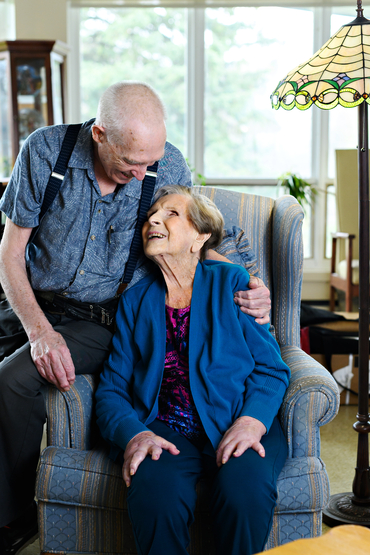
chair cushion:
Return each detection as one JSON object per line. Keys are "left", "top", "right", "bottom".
{"left": 215, "top": 226, "right": 260, "bottom": 277}
{"left": 37, "top": 446, "right": 329, "bottom": 515}
{"left": 337, "top": 258, "right": 359, "bottom": 284}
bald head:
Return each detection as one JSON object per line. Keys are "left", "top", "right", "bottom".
{"left": 95, "top": 81, "right": 167, "bottom": 146}
{"left": 92, "top": 82, "right": 167, "bottom": 187}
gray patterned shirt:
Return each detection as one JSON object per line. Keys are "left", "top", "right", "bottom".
{"left": 0, "top": 119, "right": 192, "bottom": 302}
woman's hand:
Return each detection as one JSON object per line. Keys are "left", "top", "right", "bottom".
{"left": 234, "top": 275, "right": 271, "bottom": 325}
{"left": 122, "top": 430, "right": 180, "bottom": 487}
{"left": 216, "top": 416, "right": 267, "bottom": 467}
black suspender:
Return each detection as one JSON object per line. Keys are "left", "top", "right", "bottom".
{"left": 27, "top": 123, "right": 158, "bottom": 290}
{"left": 26, "top": 123, "right": 82, "bottom": 265}
{"left": 121, "top": 161, "right": 159, "bottom": 286}
{"left": 28, "top": 123, "right": 82, "bottom": 246}
{"left": 40, "top": 124, "right": 83, "bottom": 221}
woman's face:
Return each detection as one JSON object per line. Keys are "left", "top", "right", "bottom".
{"left": 142, "top": 194, "right": 201, "bottom": 262}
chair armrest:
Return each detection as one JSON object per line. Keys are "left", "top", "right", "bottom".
{"left": 45, "top": 347, "right": 340, "bottom": 459}
{"left": 279, "top": 345, "right": 340, "bottom": 459}
{"left": 44, "top": 374, "right": 98, "bottom": 450}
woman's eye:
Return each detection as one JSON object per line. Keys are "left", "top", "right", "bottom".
{"left": 169, "top": 210, "right": 178, "bottom": 216}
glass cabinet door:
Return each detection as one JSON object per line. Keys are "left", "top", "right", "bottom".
{"left": 0, "top": 40, "right": 67, "bottom": 179}
{"left": 0, "top": 58, "right": 12, "bottom": 178}
{"left": 16, "top": 57, "right": 48, "bottom": 150}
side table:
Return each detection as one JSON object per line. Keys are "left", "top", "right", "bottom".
{"left": 257, "top": 525, "right": 370, "bottom": 554}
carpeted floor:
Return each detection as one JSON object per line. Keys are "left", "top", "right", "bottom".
{"left": 320, "top": 404, "right": 358, "bottom": 534}
{"left": 19, "top": 404, "right": 358, "bottom": 554}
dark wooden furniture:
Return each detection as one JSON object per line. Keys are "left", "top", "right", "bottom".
{"left": 0, "top": 40, "right": 67, "bottom": 178}
{"left": 329, "top": 231, "right": 359, "bottom": 312}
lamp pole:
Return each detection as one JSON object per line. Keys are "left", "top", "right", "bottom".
{"left": 323, "top": 88, "right": 370, "bottom": 526}
{"left": 352, "top": 100, "right": 370, "bottom": 504}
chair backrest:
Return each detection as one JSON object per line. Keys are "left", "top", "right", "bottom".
{"left": 194, "top": 186, "right": 274, "bottom": 288}
{"left": 194, "top": 187, "right": 304, "bottom": 348}
{"left": 335, "top": 150, "right": 360, "bottom": 262}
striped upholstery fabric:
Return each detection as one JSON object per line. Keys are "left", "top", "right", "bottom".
{"left": 36, "top": 189, "right": 339, "bottom": 554}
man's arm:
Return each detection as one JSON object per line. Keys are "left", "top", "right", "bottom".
{"left": 0, "top": 219, "right": 75, "bottom": 391}
{"left": 206, "top": 249, "right": 271, "bottom": 325}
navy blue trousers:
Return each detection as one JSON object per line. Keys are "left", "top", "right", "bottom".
{"left": 127, "top": 417, "right": 287, "bottom": 555}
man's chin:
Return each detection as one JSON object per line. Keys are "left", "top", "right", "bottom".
{"left": 116, "top": 175, "right": 133, "bottom": 185}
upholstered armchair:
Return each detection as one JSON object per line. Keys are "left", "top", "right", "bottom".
{"left": 36, "top": 187, "right": 339, "bottom": 554}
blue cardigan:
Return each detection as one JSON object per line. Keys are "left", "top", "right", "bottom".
{"left": 95, "top": 260, "right": 290, "bottom": 459}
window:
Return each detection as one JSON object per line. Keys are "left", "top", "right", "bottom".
{"left": 73, "top": 3, "right": 357, "bottom": 266}
{"left": 80, "top": 7, "right": 187, "bottom": 154}
{"left": 204, "top": 7, "right": 313, "bottom": 179}
{"left": 79, "top": 5, "right": 313, "bottom": 180}
{"left": 327, "top": 10, "right": 358, "bottom": 179}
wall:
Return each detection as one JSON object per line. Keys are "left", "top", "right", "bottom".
{"left": 13, "top": 0, "right": 67, "bottom": 42}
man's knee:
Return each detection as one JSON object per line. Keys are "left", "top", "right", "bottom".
{"left": 0, "top": 344, "right": 44, "bottom": 400}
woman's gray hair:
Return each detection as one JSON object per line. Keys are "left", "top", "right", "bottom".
{"left": 153, "top": 185, "right": 224, "bottom": 261}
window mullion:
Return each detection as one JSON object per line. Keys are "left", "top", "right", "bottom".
{"left": 303, "top": 6, "right": 331, "bottom": 268}
{"left": 186, "top": 7, "right": 205, "bottom": 177}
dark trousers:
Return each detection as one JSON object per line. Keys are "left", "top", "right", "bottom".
{"left": 0, "top": 312, "right": 113, "bottom": 527}
{"left": 127, "top": 418, "right": 288, "bottom": 555}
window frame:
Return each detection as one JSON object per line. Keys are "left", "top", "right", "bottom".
{"left": 67, "top": 2, "right": 356, "bottom": 276}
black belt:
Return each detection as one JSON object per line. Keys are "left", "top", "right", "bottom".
{"left": 34, "top": 290, "right": 119, "bottom": 328}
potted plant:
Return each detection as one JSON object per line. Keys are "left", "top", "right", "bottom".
{"left": 277, "top": 172, "right": 317, "bottom": 213}
{"left": 186, "top": 159, "right": 206, "bottom": 186}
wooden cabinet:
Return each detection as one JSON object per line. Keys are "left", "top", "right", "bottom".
{"left": 0, "top": 40, "right": 67, "bottom": 178}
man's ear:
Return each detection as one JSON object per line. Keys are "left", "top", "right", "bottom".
{"left": 92, "top": 125, "right": 106, "bottom": 145}
{"left": 191, "top": 232, "right": 211, "bottom": 254}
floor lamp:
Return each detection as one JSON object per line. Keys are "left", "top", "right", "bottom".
{"left": 271, "top": 0, "right": 370, "bottom": 525}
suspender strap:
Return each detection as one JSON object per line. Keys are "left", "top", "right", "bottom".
{"left": 26, "top": 123, "right": 82, "bottom": 266}
{"left": 39, "top": 123, "right": 82, "bottom": 221}
{"left": 120, "top": 160, "right": 159, "bottom": 289}
{"left": 29, "top": 123, "right": 82, "bottom": 248}
{"left": 28, "top": 121, "right": 156, "bottom": 292}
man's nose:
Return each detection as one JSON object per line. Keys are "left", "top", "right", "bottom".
{"left": 131, "top": 166, "right": 147, "bottom": 181}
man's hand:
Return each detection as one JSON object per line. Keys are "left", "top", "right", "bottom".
{"left": 216, "top": 416, "right": 267, "bottom": 467}
{"left": 234, "top": 275, "right": 271, "bottom": 325}
{"left": 30, "top": 329, "right": 75, "bottom": 392}
{"left": 122, "top": 431, "right": 180, "bottom": 487}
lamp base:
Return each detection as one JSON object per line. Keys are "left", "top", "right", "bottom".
{"left": 323, "top": 493, "right": 370, "bottom": 527}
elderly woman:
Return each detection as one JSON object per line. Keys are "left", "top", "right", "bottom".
{"left": 95, "top": 185, "right": 290, "bottom": 555}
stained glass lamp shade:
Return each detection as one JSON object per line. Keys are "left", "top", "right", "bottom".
{"left": 271, "top": 0, "right": 370, "bottom": 527}
{"left": 271, "top": 12, "right": 370, "bottom": 111}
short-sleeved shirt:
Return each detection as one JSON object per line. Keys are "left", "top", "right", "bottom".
{"left": 0, "top": 119, "right": 192, "bottom": 302}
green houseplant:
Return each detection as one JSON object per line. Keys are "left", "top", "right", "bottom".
{"left": 186, "top": 159, "right": 206, "bottom": 187}
{"left": 277, "top": 172, "right": 317, "bottom": 213}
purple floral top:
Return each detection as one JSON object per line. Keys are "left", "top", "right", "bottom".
{"left": 156, "top": 305, "right": 205, "bottom": 443}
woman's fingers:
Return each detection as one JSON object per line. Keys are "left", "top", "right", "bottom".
{"left": 216, "top": 417, "right": 267, "bottom": 466}
{"left": 217, "top": 438, "right": 265, "bottom": 466}
{"left": 122, "top": 432, "right": 180, "bottom": 487}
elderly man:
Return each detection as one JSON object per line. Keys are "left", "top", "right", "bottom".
{"left": 0, "top": 81, "right": 270, "bottom": 554}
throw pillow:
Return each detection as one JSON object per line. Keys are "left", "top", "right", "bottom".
{"left": 215, "top": 226, "right": 260, "bottom": 277}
